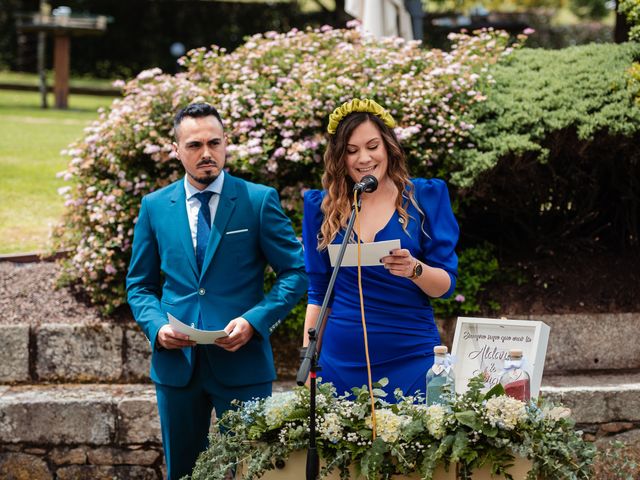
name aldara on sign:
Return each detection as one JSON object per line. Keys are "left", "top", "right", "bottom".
{"left": 469, "top": 345, "right": 511, "bottom": 361}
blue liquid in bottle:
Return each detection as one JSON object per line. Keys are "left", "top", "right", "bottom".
{"left": 426, "top": 345, "right": 455, "bottom": 405}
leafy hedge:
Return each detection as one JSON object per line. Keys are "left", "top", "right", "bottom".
{"left": 620, "top": 0, "right": 640, "bottom": 41}
{"left": 453, "top": 42, "right": 640, "bottom": 185}
{"left": 453, "top": 43, "right": 640, "bottom": 252}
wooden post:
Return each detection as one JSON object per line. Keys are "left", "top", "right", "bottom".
{"left": 38, "top": 0, "right": 51, "bottom": 109}
{"left": 53, "top": 33, "right": 70, "bottom": 109}
{"left": 37, "top": 31, "right": 48, "bottom": 109}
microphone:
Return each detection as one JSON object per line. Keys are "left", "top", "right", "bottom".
{"left": 353, "top": 175, "right": 378, "bottom": 194}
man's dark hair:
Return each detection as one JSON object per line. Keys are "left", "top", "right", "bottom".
{"left": 173, "top": 103, "right": 223, "bottom": 139}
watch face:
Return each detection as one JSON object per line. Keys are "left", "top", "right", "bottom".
{"left": 415, "top": 263, "right": 423, "bottom": 277}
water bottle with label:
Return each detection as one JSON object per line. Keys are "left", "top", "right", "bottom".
{"left": 425, "top": 345, "right": 455, "bottom": 405}
{"left": 499, "top": 349, "right": 531, "bottom": 401}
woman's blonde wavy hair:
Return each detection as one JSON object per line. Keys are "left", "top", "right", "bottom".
{"left": 318, "top": 112, "right": 422, "bottom": 250}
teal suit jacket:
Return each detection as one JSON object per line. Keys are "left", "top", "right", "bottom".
{"left": 126, "top": 173, "right": 307, "bottom": 387}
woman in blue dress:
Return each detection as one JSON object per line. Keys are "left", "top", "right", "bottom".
{"left": 302, "top": 99, "right": 459, "bottom": 400}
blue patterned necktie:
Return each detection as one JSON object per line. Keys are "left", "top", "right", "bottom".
{"left": 194, "top": 191, "right": 215, "bottom": 273}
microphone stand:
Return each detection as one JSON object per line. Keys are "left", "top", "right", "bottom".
{"left": 296, "top": 193, "right": 363, "bottom": 480}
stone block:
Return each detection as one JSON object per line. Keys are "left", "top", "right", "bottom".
{"left": 35, "top": 323, "right": 123, "bottom": 382}
{"left": 2, "top": 445, "right": 22, "bottom": 452}
{"left": 87, "top": 447, "right": 160, "bottom": 466}
{"left": 0, "top": 385, "right": 115, "bottom": 444}
{"left": 56, "top": 465, "right": 158, "bottom": 480}
{"left": 123, "top": 327, "right": 151, "bottom": 382}
{"left": 542, "top": 375, "right": 640, "bottom": 424}
{"left": 0, "top": 325, "right": 30, "bottom": 383}
{"left": 24, "top": 448, "right": 47, "bottom": 455}
{"left": 0, "top": 452, "right": 52, "bottom": 480}
{"left": 598, "top": 422, "right": 635, "bottom": 435}
{"left": 526, "top": 313, "right": 640, "bottom": 372}
{"left": 117, "top": 394, "right": 162, "bottom": 444}
{"left": 49, "top": 447, "right": 87, "bottom": 465}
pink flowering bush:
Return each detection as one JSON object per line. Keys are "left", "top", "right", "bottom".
{"left": 53, "top": 25, "right": 518, "bottom": 313}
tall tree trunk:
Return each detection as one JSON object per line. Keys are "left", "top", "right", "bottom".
{"left": 334, "top": 0, "right": 351, "bottom": 26}
{"left": 615, "top": 0, "right": 630, "bottom": 43}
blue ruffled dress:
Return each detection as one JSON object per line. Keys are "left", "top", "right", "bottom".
{"left": 302, "top": 178, "right": 459, "bottom": 399}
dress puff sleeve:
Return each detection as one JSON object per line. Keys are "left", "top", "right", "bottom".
{"left": 302, "top": 190, "right": 332, "bottom": 306}
{"left": 414, "top": 178, "right": 460, "bottom": 298}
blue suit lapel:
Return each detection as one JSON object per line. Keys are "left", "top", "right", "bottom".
{"left": 200, "top": 174, "right": 238, "bottom": 278}
{"left": 169, "top": 183, "right": 198, "bottom": 277}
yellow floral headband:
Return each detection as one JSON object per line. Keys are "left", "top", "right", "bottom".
{"left": 327, "top": 98, "right": 396, "bottom": 135}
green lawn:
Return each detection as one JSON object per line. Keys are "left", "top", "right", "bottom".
{"left": 0, "top": 69, "right": 119, "bottom": 90}
{"left": 0, "top": 90, "right": 115, "bottom": 254}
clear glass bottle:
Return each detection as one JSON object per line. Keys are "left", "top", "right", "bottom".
{"left": 426, "top": 345, "right": 455, "bottom": 405}
{"left": 499, "top": 349, "right": 531, "bottom": 402}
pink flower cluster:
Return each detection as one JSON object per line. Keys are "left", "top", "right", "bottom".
{"left": 54, "top": 25, "right": 519, "bottom": 312}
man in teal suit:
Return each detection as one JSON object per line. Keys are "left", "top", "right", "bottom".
{"left": 126, "top": 103, "right": 307, "bottom": 479}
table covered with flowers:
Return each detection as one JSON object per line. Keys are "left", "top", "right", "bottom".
{"left": 188, "top": 376, "right": 594, "bottom": 479}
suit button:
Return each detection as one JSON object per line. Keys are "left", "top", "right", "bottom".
{"left": 198, "top": 288, "right": 205, "bottom": 296}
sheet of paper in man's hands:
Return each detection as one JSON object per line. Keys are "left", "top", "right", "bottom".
{"left": 328, "top": 239, "right": 401, "bottom": 267}
{"left": 168, "top": 313, "right": 229, "bottom": 344}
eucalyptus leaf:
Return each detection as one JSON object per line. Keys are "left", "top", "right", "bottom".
{"left": 455, "top": 411, "right": 483, "bottom": 431}
{"left": 484, "top": 383, "right": 506, "bottom": 400}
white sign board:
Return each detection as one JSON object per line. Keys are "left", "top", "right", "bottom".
{"left": 451, "top": 317, "right": 550, "bottom": 398}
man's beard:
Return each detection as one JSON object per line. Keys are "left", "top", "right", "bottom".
{"left": 188, "top": 170, "right": 218, "bottom": 187}
{"left": 189, "top": 160, "right": 220, "bottom": 186}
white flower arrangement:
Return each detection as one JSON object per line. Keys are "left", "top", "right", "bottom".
{"left": 189, "top": 376, "right": 596, "bottom": 480}
{"left": 484, "top": 395, "right": 528, "bottom": 431}
{"left": 424, "top": 404, "right": 448, "bottom": 439}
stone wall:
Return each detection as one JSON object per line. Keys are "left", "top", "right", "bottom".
{"left": 5, "top": 312, "right": 640, "bottom": 385}
{"left": 0, "top": 382, "right": 163, "bottom": 479}
{"left": 1, "top": 315, "right": 639, "bottom": 478}
{"left": 0, "top": 323, "right": 151, "bottom": 384}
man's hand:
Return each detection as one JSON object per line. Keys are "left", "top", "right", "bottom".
{"left": 157, "top": 324, "right": 196, "bottom": 349}
{"left": 215, "top": 317, "right": 255, "bottom": 352}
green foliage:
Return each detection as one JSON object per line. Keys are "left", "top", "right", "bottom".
{"left": 595, "top": 441, "right": 639, "bottom": 479}
{"left": 570, "top": 0, "right": 610, "bottom": 19}
{"left": 452, "top": 42, "right": 640, "bottom": 187}
{"left": 188, "top": 375, "right": 596, "bottom": 479}
{"left": 628, "top": 61, "right": 640, "bottom": 104}
{"left": 423, "top": 0, "right": 560, "bottom": 13}
{"left": 620, "top": 0, "right": 640, "bottom": 41}
{"left": 452, "top": 42, "right": 640, "bottom": 254}
{"left": 432, "top": 243, "right": 500, "bottom": 319}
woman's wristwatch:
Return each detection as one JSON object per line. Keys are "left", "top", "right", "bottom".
{"left": 408, "top": 260, "right": 423, "bottom": 279}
